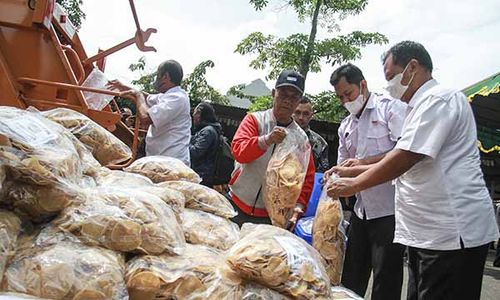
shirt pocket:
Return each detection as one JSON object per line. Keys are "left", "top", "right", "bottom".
{"left": 366, "top": 124, "right": 394, "bottom": 154}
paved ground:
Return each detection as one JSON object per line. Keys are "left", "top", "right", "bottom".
{"left": 363, "top": 249, "right": 500, "bottom": 299}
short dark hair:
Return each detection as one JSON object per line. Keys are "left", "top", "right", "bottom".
{"left": 196, "top": 102, "right": 217, "bottom": 123}
{"left": 299, "top": 96, "right": 312, "bottom": 104}
{"left": 330, "top": 63, "right": 365, "bottom": 86}
{"left": 382, "top": 41, "right": 433, "bottom": 72}
{"left": 158, "top": 60, "right": 183, "bottom": 85}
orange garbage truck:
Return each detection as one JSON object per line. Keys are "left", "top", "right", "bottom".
{"left": 0, "top": 0, "right": 156, "bottom": 167}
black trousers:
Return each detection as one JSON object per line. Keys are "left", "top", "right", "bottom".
{"left": 341, "top": 213, "right": 405, "bottom": 300}
{"left": 495, "top": 239, "right": 500, "bottom": 267}
{"left": 225, "top": 193, "right": 271, "bottom": 227}
{"left": 407, "top": 243, "right": 489, "bottom": 300}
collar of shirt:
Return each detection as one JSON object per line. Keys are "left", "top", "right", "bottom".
{"left": 364, "top": 93, "right": 376, "bottom": 110}
{"left": 408, "top": 79, "right": 438, "bottom": 109}
{"left": 166, "top": 85, "right": 182, "bottom": 94}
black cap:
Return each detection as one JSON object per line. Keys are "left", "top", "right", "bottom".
{"left": 275, "top": 70, "right": 305, "bottom": 94}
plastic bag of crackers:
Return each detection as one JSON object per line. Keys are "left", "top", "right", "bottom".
{"left": 312, "top": 174, "right": 346, "bottom": 285}
{"left": 263, "top": 127, "right": 310, "bottom": 228}
{"left": 226, "top": 224, "right": 331, "bottom": 299}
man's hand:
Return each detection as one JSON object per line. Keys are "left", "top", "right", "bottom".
{"left": 286, "top": 206, "right": 304, "bottom": 232}
{"left": 340, "top": 158, "right": 363, "bottom": 167}
{"left": 326, "top": 177, "right": 358, "bottom": 199}
{"left": 329, "top": 166, "right": 357, "bottom": 178}
{"left": 265, "top": 127, "right": 287, "bottom": 145}
{"left": 107, "top": 79, "right": 132, "bottom": 92}
{"left": 120, "top": 89, "right": 142, "bottom": 103}
{"left": 119, "top": 90, "right": 152, "bottom": 126}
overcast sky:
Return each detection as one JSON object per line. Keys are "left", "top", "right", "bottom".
{"left": 79, "top": 0, "right": 500, "bottom": 96}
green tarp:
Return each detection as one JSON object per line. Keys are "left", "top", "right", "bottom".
{"left": 463, "top": 72, "right": 500, "bottom": 154}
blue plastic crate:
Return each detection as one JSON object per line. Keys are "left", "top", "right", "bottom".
{"left": 304, "top": 172, "right": 324, "bottom": 217}
{"left": 294, "top": 216, "right": 314, "bottom": 245}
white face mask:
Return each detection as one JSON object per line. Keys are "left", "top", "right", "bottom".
{"left": 385, "top": 63, "right": 415, "bottom": 99}
{"left": 343, "top": 85, "right": 365, "bottom": 115}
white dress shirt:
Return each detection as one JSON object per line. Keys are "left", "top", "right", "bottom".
{"left": 338, "top": 93, "right": 407, "bottom": 220}
{"left": 145, "top": 86, "right": 191, "bottom": 166}
{"left": 394, "top": 79, "right": 499, "bottom": 250}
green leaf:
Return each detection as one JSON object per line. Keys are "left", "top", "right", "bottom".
{"left": 56, "top": 0, "right": 86, "bottom": 28}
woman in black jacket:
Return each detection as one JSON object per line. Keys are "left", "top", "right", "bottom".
{"left": 189, "top": 102, "right": 221, "bottom": 187}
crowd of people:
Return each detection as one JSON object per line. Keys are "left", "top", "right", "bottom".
{"left": 111, "top": 40, "right": 499, "bottom": 300}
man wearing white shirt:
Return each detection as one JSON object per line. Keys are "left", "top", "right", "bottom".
{"left": 327, "top": 41, "right": 499, "bottom": 300}
{"left": 112, "top": 60, "right": 191, "bottom": 165}
{"left": 329, "top": 63, "right": 407, "bottom": 300}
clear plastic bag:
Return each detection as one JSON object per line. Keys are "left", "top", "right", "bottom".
{"left": 0, "top": 293, "right": 49, "bottom": 299}
{"left": 42, "top": 108, "right": 132, "bottom": 165}
{"left": 181, "top": 209, "right": 239, "bottom": 250}
{"left": 0, "top": 210, "right": 21, "bottom": 284}
{"left": 81, "top": 68, "right": 114, "bottom": 111}
{"left": 227, "top": 224, "right": 331, "bottom": 299}
{"left": 94, "top": 169, "right": 185, "bottom": 217}
{"left": 1, "top": 181, "right": 84, "bottom": 223}
{"left": 264, "top": 127, "right": 311, "bottom": 228}
{"left": 125, "top": 156, "right": 202, "bottom": 183}
{"left": 160, "top": 181, "right": 236, "bottom": 218}
{"left": 330, "top": 286, "right": 363, "bottom": 299}
{"left": 0, "top": 164, "right": 5, "bottom": 192}
{"left": 1, "top": 226, "right": 128, "bottom": 300}
{"left": 95, "top": 168, "right": 153, "bottom": 187}
{"left": 312, "top": 174, "right": 346, "bottom": 285}
{"left": 54, "top": 187, "right": 186, "bottom": 255}
{"left": 0, "top": 107, "right": 99, "bottom": 186}
{"left": 126, "top": 244, "right": 241, "bottom": 300}
{"left": 241, "top": 283, "right": 291, "bottom": 300}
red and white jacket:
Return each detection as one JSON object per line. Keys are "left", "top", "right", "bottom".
{"left": 229, "top": 109, "right": 315, "bottom": 217}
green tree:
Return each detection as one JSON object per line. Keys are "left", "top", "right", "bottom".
{"left": 237, "top": 0, "right": 381, "bottom": 123}
{"left": 309, "top": 91, "right": 347, "bottom": 123}
{"left": 237, "top": 0, "right": 388, "bottom": 80}
{"left": 56, "top": 0, "right": 85, "bottom": 28}
{"left": 247, "top": 91, "right": 347, "bottom": 122}
{"left": 181, "top": 60, "right": 229, "bottom": 107}
{"left": 127, "top": 57, "right": 228, "bottom": 108}
{"left": 129, "top": 57, "right": 156, "bottom": 94}
{"left": 248, "top": 95, "right": 273, "bottom": 112}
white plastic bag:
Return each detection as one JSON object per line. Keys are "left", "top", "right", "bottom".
{"left": 82, "top": 68, "right": 114, "bottom": 111}
{"left": 264, "top": 127, "right": 311, "bottom": 228}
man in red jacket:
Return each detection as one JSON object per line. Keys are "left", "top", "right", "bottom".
{"left": 228, "top": 70, "right": 315, "bottom": 230}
